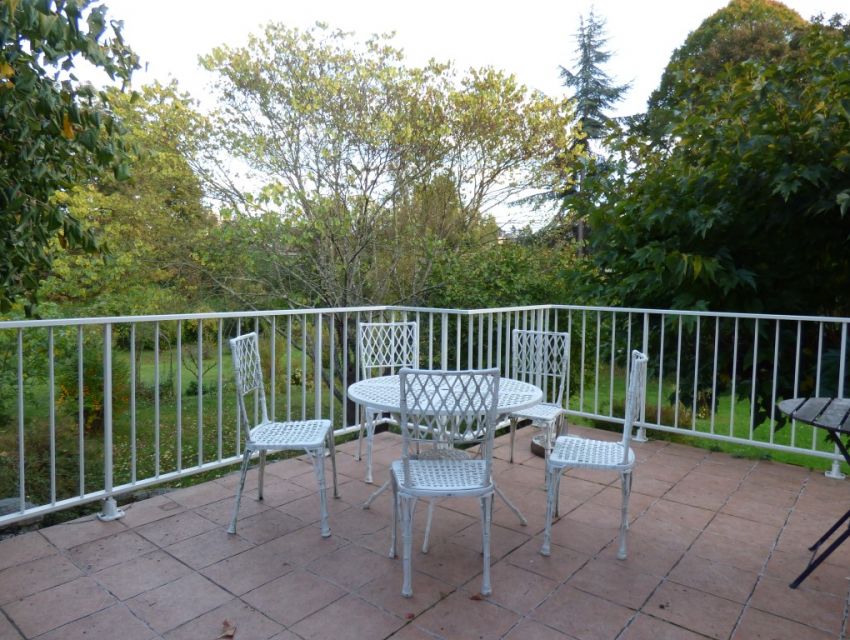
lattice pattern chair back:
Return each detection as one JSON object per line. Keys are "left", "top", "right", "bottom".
{"left": 397, "top": 368, "right": 500, "bottom": 490}
{"left": 621, "top": 349, "right": 649, "bottom": 459}
{"left": 230, "top": 332, "right": 269, "bottom": 427}
{"left": 359, "top": 321, "right": 419, "bottom": 380}
{"left": 512, "top": 329, "right": 570, "bottom": 404}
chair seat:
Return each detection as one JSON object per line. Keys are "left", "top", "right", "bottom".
{"left": 247, "top": 419, "right": 332, "bottom": 450}
{"left": 391, "top": 459, "right": 491, "bottom": 495}
{"left": 549, "top": 435, "right": 634, "bottom": 470}
{"left": 512, "top": 402, "right": 565, "bottom": 424}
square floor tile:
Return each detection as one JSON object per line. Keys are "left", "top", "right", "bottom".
{"left": 415, "top": 589, "right": 520, "bottom": 640}
{"left": 4, "top": 576, "right": 116, "bottom": 638}
{"left": 290, "top": 594, "right": 404, "bottom": 640}
{"left": 0, "top": 532, "right": 54, "bottom": 571}
{"left": 532, "top": 584, "right": 633, "bottom": 640}
{"left": 644, "top": 581, "right": 742, "bottom": 640}
{"left": 68, "top": 530, "right": 157, "bottom": 572}
{"left": 478, "top": 561, "right": 558, "bottom": 614}
{"left": 0, "top": 553, "right": 82, "bottom": 604}
{"left": 307, "top": 543, "right": 395, "bottom": 590}
{"left": 732, "top": 607, "right": 835, "bottom": 640}
{"left": 125, "top": 573, "right": 232, "bottom": 634}
{"left": 94, "top": 549, "right": 192, "bottom": 601}
{"left": 242, "top": 569, "right": 346, "bottom": 626}
{"left": 164, "top": 527, "right": 254, "bottom": 569}
{"left": 163, "top": 598, "right": 282, "bottom": 640}
{"left": 749, "top": 575, "right": 845, "bottom": 635}
{"left": 202, "top": 539, "right": 298, "bottom": 595}
{"left": 568, "top": 557, "right": 661, "bottom": 609}
{"left": 34, "top": 604, "right": 156, "bottom": 640}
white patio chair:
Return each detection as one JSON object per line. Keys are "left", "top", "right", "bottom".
{"left": 356, "top": 321, "right": 419, "bottom": 483}
{"left": 228, "top": 332, "right": 337, "bottom": 537}
{"left": 389, "top": 367, "right": 500, "bottom": 597}
{"left": 508, "top": 329, "right": 570, "bottom": 464}
{"left": 541, "top": 350, "right": 648, "bottom": 559}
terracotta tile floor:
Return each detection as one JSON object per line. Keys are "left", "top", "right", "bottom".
{"left": 1, "top": 426, "right": 850, "bottom": 639}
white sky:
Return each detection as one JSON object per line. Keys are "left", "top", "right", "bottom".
{"left": 99, "top": 0, "right": 847, "bottom": 226}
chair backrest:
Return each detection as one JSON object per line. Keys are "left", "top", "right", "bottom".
{"left": 621, "top": 350, "right": 649, "bottom": 460}
{"left": 398, "top": 368, "right": 500, "bottom": 489}
{"left": 511, "top": 329, "right": 570, "bottom": 405}
{"left": 229, "top": 332, "right": 269, "bottom": 428}
{"left": 358, "top": 321, "right": 419, "bottom": 380}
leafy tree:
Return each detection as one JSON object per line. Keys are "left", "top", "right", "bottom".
{"left": 589, "top": 12, "right": 850, "bottom": 315}
{"left": 560, "top": 8, "right": 630, "bottom": 141}
{"left": 39, "top": 82, "right": 216, "bottom": 317}
{"left": 0, "top": 0, "right": 138, "bottom": 313}
{"left": 554, "top": 8, "right": 629, "bottom": 246}
{"left": 198, "top": 23, "right": 576, "bottom": 310}
{"left": 648, "top": 0, "right": 805, "bottom": 118}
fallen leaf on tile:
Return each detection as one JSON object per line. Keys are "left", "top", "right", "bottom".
{"left": 218, "top": 619, "right": 237, "bottom": 638}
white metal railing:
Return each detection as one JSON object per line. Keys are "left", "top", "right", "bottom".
{"left": 1, "top": 303, "right": 848, "bottom": 527}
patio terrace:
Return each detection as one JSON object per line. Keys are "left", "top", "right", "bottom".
{"left": 0, "top": 424, "right": 848, "bottom": 640}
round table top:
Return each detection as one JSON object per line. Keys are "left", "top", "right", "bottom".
{"left": 347, "top": 374, "right": 543, "bottom": 415}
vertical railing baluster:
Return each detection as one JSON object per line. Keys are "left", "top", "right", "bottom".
{"left": 675, "top": 316, "right": 683, "bottom": 428}
{"left": 301, "top": 314, "right": 307, "bottom": 420}
{"left": 710, "top": 318, "right": 719, "bottom": 435}
{"left": 78, "top": 326, "right": 85, "bottom": 496}
{"left": 729, "top": 318, "right": 739, "bottom": 438}
{"left": 130, "top": 324, "right": 137, "bottom": 483}
{"left": 769, "top": 320, "right": 780, "bottom": 445}
{"left": 48, "top": 328, "right": 56, "bottom": 505}
{"left": 217, "top": 320, "right": 223, "bottom": 462}
{"left": 827, "top": 323, "right": 848, "bottom": 478}
{"left": 197, "top": 320, "right": 204, "bottom": 467}
{"left": 98, "top": 323, "right": 123, "bottom": 520}
{"left": 270, "top": 317, "right": 276, "bottom": 421}
{"left": 287, "top": 315, "right": 293, "bottom": 422}
{"left": 749, "top": 319, "right": 759, "bottom": 441}
{"left": 17, "top": 329, "right": 25, "bottom": 513}
{"left": 315, "top": 313, "right": 322, "bottom": 420}
{"left": 176, "top": 320, "right": 183, "bottom": 473}
{"left": 692, "top": 316, "right": 700, "bottom": 431}
{"left": 791, "top": 321, "right": 801, "bottom": 449}
{"left": 608, "top": 312, "right": 615, "bottom": 416}
{"left": 329, "top": 313, "right": 336, "bottom": 426}
{"left": 594, "top": 311, "right": 601, "bottom": 415}
{"left": 657, "top": 315, "right": 666, "bottom": 426}
{"left": 154, "top": 322, "right": 161, "bottom": 476}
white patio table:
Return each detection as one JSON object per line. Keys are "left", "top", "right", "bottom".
{"left": 348, "top": 373, "right": 543, "bottom": 523}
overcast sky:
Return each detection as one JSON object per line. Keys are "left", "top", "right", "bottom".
{"left": 104, "top": 0, "right": 846, "bottom": 115}
{"left": 99, "top": 0, "right": 847, "bottom": 226}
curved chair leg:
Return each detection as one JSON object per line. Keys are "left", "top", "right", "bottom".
{"left": 422, "top": 500, "right": 435, "bottom": 553}
{"left": 495, "top": 485, "right": 527, "bottom": 526}
{"left": 228, "top": 447, "right": 252, "bottom": 534}
{"left": 401, "top": 496, "right": 417, "bottom": 597}
{"left": 363, "top": 478, "right": 389, "bottom": 509}
{"left": 540, "top": 467, "right": 562, "bottom": 556}
{"left": 257, "top": 450, "right": 266, "bottom": 501}
{"left": 389, "top": 473, "right": 399, "bottom": 558}
{"left": 509, "top": 417, "right": 518, "bottom": 463}
{"left": 328, "top": 430, "right": 339, "bottom": 499}
{"left": 480, "top": 494, "right": 493, "bottom": 596}
{"left": 310, "top": 446, "right": 331, "bottom": 538}
{"left": 617, "top": 470, "right": 632, "bottom": 560}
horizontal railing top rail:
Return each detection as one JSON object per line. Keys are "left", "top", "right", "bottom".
{"left": 3, "top": 303, "right": 850, "bottom": 329}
